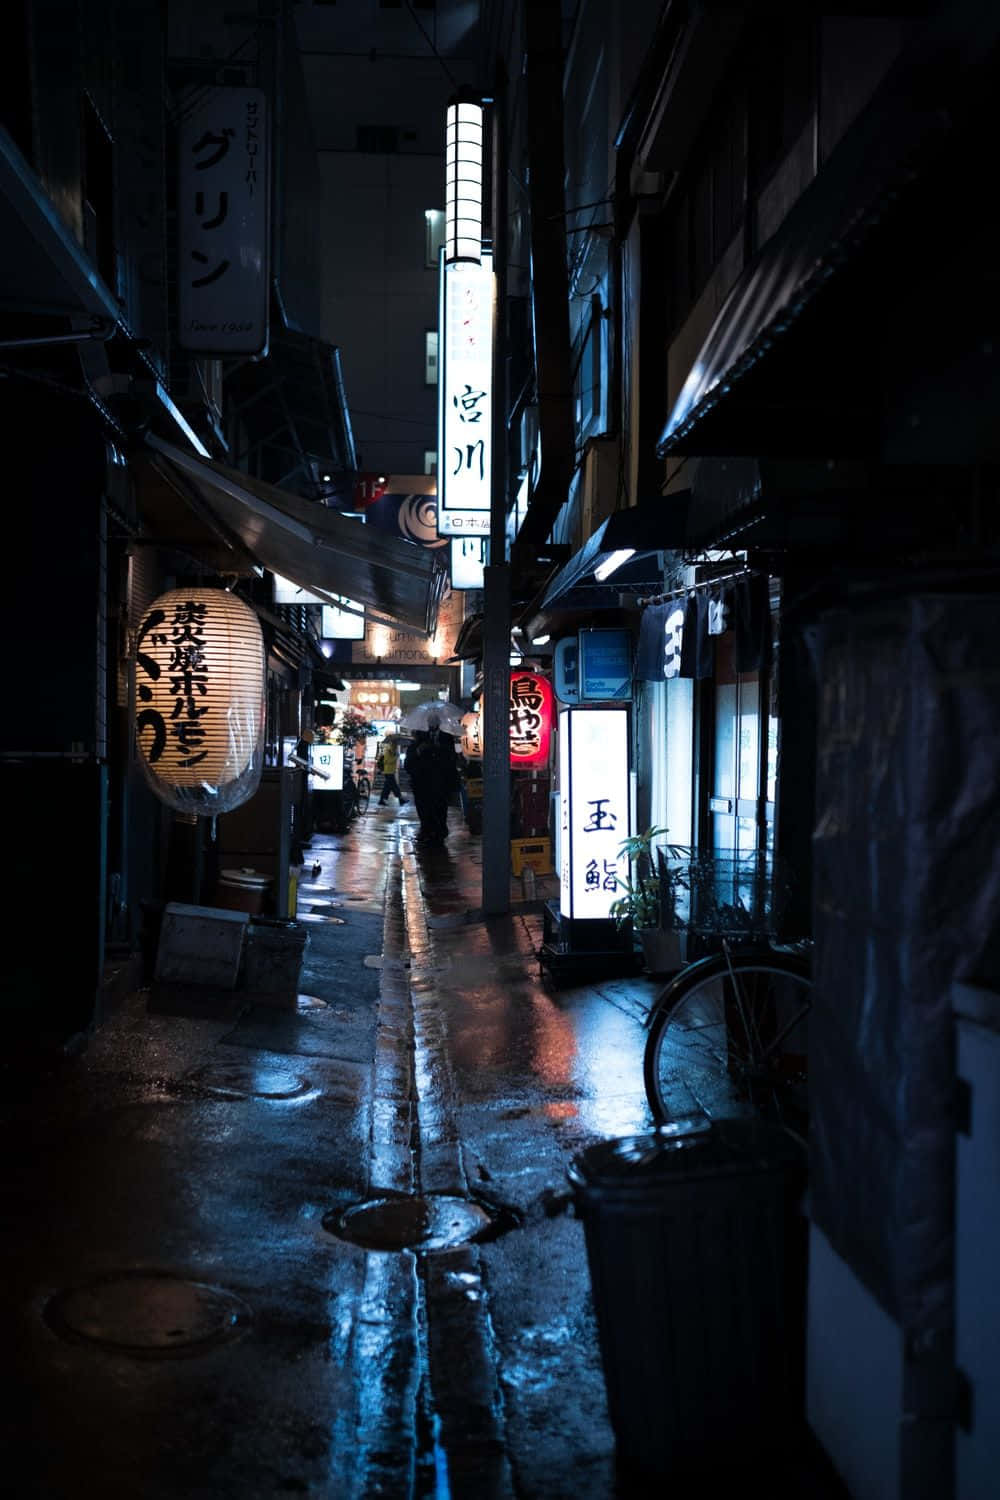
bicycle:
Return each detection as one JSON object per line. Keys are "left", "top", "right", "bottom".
{"left": 343, "top": 766, "right": 372, "bottom": 820}
{"left": 643, "top": 937, "right": 811, "bottom": 1133}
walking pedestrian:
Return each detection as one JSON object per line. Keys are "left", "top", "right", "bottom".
{"left": 403, "top": 715, "right": 458, "bottom": 846}
{"left": 376, "top": 735, "right": 407, "bottom": 806}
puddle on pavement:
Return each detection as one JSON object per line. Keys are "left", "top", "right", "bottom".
{"left": 324, "top": 1193, "right": 517, "bottom": 1252}
{"left": 183, "top": 1061, "right": 317, "bottom": 1101}
{"left": 45, "top": 1271, "right": 251, "bottom": 1356}
{"left": 295, "top": 994, "right": 329, "bottom": 1011}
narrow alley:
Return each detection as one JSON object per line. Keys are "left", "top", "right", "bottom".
{"left": 3, "top": 803, "right": 664, "bottom": 1499}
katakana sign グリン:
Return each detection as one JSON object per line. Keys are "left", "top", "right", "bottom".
{"left": 178, "top": 87, "right": 269, "bottom": 354}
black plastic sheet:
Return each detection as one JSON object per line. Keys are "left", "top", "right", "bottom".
{"left": 809, "top": 592, "right": 1000, "bottom": 1338}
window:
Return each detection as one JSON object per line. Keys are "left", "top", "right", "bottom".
{"left": 425, "top": 209, "right": 445, "bottom": 269}
{"left": 424, "top": 330, "right": 438, "bottom": 386}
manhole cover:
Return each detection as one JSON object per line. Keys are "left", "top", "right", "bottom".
{"left": 188, "top": 1062, "right": 314, "bottom": 1099}
{"left": 45, "top": 1272, "right": 250, "bottom": 1355}
{"left": 325, "top": 1195, "right": 494, "bottom": 1251}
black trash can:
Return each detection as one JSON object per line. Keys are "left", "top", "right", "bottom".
{"left": 567, "top": 1118, "right": 807, "bottom": 1480}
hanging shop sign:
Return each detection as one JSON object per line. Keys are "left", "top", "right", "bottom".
{"left": 178, "top": 86, "right": 269, "bottom": 355}
{"left": 553, "top": 637, "right": 579, "bottom": 703}
{"left": 321, "top": 598, "right": 366, "bottom": 641}
{"left": 364, "top": 489, "right": 448, "bottom": 550}
{"left": 509, "top": 670, "right": 553, "bottom": 769}
{"left": 273, "top": 573, "right": 324, "bottom": 606}
{"left": 450, "top": 536, "right": 487, "bottom": 590}
{"left": 559, "top": 706, "right": 630, "bottom": 921}
{"left": 309, "top": 738, "right": 343, "bottom": 792}
{"left": 437, "top": 254, "right": 493, "bottom": 537}
{"left": 134, "top": 588, "right": 266, "bottom": 817}
{"left": 578, "top": 628, "right": 632, "bottom": 701}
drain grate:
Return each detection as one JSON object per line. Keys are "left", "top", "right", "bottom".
{"left": 45, "top": 1271, "right": 251, "bottom": 1356}
{"left": 324, "top": 1194, "right": 495, "bottom": 1252}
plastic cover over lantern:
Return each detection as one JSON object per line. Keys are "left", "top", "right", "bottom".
{"left": 134, "top": 587, "right": 266, "bottom": 817}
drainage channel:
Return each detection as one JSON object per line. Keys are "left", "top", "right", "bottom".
{"left": 329, "top": 827, "right": 515, "bottom": 1500}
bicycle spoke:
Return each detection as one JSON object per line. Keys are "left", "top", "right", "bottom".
{"left": 645, "top": 957, "right": 811, "bottom": 1126}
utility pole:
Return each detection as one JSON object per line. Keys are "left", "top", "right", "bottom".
{"left": 481, "top": 70, "right": 511, "bottom": 917}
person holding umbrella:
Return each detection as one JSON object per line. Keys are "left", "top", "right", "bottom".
{"left": 402, "top": 709, "right": 459, "bottom": 847}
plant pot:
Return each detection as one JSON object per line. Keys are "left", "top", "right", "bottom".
{"left": 639, "top": 928, "right": 686, "bottom": 976}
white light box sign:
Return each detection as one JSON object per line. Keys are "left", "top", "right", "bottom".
{"left": 273, "top": 573, "right": 325, "bottom": 606}
{"left": 559, "top": 706, "right": 630, "bottom": 921}
{"left": 438, "top": 256, "right": 493, "bottom": 537}
{"left": 450, "top": 536, "right": 487, "bottom": 589}
{"left": 309, "top": 740, "right": 343, "bottom": 791}
{"left": 321, "top": 598, "right": 365, "bottom": 640}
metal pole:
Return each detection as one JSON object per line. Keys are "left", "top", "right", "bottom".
{"left": 481, "top": 71, "right": 510, "bottom": 916}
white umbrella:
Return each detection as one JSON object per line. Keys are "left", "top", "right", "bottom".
{"left": 399, "top": 700, "right": 465, "bottom": 733}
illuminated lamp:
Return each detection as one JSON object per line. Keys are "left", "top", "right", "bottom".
{"left": 445, "top": 94, "right": 484, "bottom": 265}
{"left": 135, "top": 588, "right": 265, "bottom": 817}
{"left": 509, "top": 669, "right": 554, "bottom": 770}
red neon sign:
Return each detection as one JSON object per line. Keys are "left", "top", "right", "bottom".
{"left": 509, "top": 670, "right": 554, "bottom": 769}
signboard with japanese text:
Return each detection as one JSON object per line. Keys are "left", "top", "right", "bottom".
{"left": 579, "top": 629, "right": 632, "bottom": 700}
{"left": 437, "top": 255, "right": 493, "bottom": 537}
{"left": 509, "top": 670, "right": 553, "bottom": 769}
{"left": 178, "top": 87, "right": 269, "bottom": 354}
{"left": 450, "top": 536, "right": 487, "bottom": 590}
{"left": 309, "top": 739, "right": 343, "bottom": 792}
{"left": 558, "top": 706, "right": 629, "bottom": 921}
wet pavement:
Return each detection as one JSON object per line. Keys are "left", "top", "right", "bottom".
{"left": 1, "top": 801, "right": 843, "bottom": 1497}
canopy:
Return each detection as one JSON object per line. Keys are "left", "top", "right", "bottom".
{"left": 144, "top": 434, "right": 442, "bottom": 635}
{"left": 540, "top": 493, "right": 692, "bottom": 612}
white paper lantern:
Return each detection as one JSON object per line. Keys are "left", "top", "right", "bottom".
{"left": 134, "top": 588, "right": 266, "bottom": 817}
{"left": 445, "top": 98, "right": 483, "bottom": 264}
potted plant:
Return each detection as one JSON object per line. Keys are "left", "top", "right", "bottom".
{"left": 610, "top": 826, "right": 690, "bottom": 975}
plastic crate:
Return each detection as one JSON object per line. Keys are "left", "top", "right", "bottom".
{"left": 510, "top": 837, "right": 552, "bottom": 876}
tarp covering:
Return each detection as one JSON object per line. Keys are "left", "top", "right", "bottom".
{"left": 809, "top": 592, "right": 1000, "bottom": 1338}
{"left": 145, "top": 435, "right": 440, "bottom": 635}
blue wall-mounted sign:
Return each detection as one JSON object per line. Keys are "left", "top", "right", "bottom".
{"left": 578, "top": 629, "right": 632, "bottom": 701}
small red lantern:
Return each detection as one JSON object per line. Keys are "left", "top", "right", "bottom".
{"left": 509, "top": 670, "right": 554, "bottom": 769}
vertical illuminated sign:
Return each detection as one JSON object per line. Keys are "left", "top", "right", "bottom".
{"left": 450, "top": 536, "right": 487, "bottom": 589}
{"left": 437, "top": 254, "right": 493, "bottom": 537}
{"left": 178, "top": 87, "right": 269, "bottom": 355}
{"left": 509, "top": 670, "right": 553, "bottom": 769}
{"left": 558, "top": 706, "right": 629, "bottom": 921}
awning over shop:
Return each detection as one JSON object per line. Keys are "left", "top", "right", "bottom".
{"left": 225, "top": 317, "right": 357, "bottom": 501}
{"left": 657, "top": 37, "right": 956, "bottom": 458}
{"left": 144, "top": 434, "right": 442, "bottom": 636}
{"left": 0, "top": 127, "right": 121, "bottom": 330}
{"left": 539, "top": 493, "right": 692, "bottom": 612}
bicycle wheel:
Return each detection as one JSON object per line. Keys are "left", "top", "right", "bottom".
{"left": 643, "top": 951, "right": 811, "bottom": 1128}
{"left": 356, "top": 774, "right": 371, "bottom": 816}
